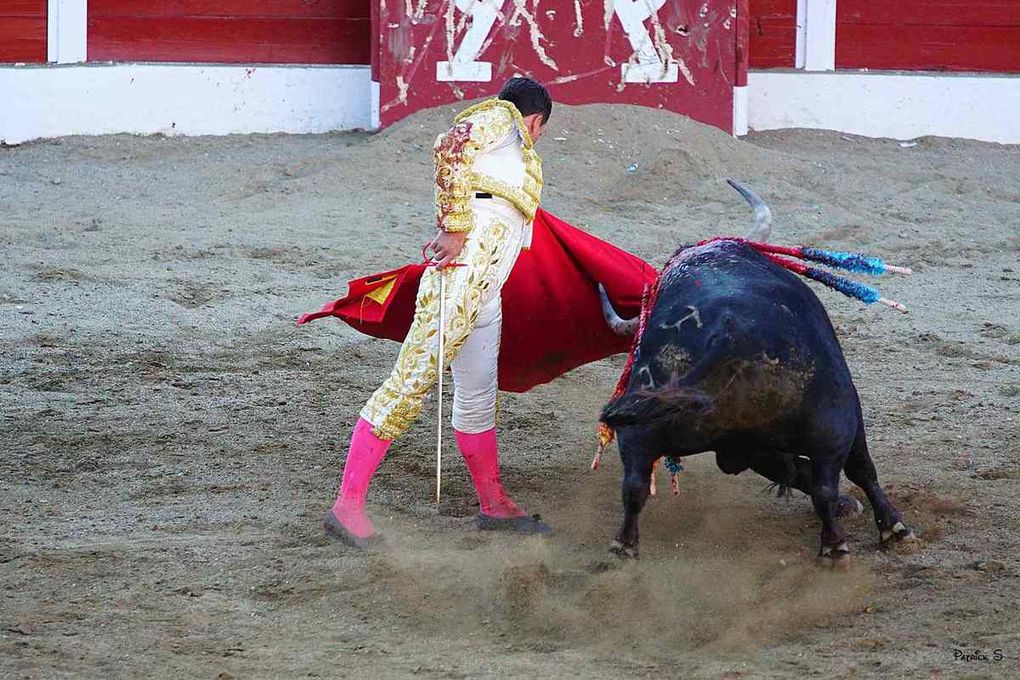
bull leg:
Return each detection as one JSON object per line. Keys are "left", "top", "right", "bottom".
{"left": 610, "top": 440, "right": 656, "bottom": 560}
{"left": 747, "top": 454, "right": 863, "bottom": 517}
{"left": 811, "top": 456, "right": 851, "bottom": 568}
{"left": 843, "top": 424, "right": 916, "bottom": 544}
{"left": 790, "top": 457, "right": 864, "bottom": 517}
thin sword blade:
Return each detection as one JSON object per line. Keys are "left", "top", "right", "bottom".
{"left": 436, "top": 271, "right": 445, "bottom": 505}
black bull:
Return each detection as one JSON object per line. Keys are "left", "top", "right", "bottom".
{"left": 598, "top": 182, "right": 916, "bottom": 565}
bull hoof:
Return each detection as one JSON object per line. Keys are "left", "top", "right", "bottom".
{"left": 881, "top": 522, "right": 921, "bottom": 553}
{"left": 609, "top": 539, "right": 639, "bottom": 560}
{"left": 880, "top": 521, "right": 918, "bottom": 544}
{"left": 817, "top": 542, "right": 851, "bottom": 570}
{"left": 835, "top": 495, "right": 865, "bottom": 518}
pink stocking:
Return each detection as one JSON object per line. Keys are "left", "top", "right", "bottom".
{"left": 330, "top": 418, "right": 391, "bottom": 539}
{"left": 455, "top": 428, "right": 526, "bottom": 518}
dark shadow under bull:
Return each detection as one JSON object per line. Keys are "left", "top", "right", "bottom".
{"left": 599, "top": 180, "right": 917, "bottom": 566}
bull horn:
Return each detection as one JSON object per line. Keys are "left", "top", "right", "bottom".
{"left": 598, "top": 283, "right": 639, "bottom": 337}
{"left": 726, "top": 178, "right": 772, "bottom": 242}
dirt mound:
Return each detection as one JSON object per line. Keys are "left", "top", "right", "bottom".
{"left": 375, "top": 100, "right": 781, "bottom": 201}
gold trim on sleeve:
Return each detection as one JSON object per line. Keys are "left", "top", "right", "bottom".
{"left": 434, "top": 99, "right": 544, "bottom": 232}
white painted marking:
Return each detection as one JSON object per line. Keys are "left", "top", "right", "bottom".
{"left": 573, "top": 0, "right": 584, "bottom": 36}
{"left": 613, "top": 0, "right": 679, "bottom": 83}
{"left": 436, "top": 0, "right": 506, "bottom": 82}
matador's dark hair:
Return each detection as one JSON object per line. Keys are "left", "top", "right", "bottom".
{"left": 498, "top": 77, "right": 552, "bottom": 124}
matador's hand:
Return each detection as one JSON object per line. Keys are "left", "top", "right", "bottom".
{"left": 428, "top": 230, "right": 468, "bottom": 269}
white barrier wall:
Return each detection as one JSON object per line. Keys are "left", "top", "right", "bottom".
{"left": 747, "top": 70, "right": 1020, "bottom": 144}
{"left": 4, "top": 63, "right": 1017, "bottom": 145}
{"left": 1, "top": 64, "right": 373, "bottom": 144}
{"left": 2, "top": 0, "right": 1018, "bottom": 145}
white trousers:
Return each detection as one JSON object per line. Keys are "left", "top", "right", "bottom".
{"left": 451, "top": 294, "right": 503, "bottom": 433}
{"left": 361, "top": 197, "right": 525, "bottom": 440}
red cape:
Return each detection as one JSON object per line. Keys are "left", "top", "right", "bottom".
{"left": 298, "top": 209, "right": 657, "bottom": 393}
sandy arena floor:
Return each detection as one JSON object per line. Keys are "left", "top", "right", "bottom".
{"left": 2, "top": 103, "right": 1019, "bottom": 679}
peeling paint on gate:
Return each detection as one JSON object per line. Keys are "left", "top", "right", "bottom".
{"left": 376, "top": 0, "right": 739, "bottom": 131}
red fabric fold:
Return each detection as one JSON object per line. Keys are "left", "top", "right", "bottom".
{"left": 297, "top": 208, "right": 656, "bottom": 393}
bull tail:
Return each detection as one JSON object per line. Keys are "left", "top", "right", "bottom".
{"left": 600, "top": 386, "right": 714, "bottom": 428}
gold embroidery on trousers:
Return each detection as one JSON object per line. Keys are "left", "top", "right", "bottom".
{"left": 362, "top": 217, "right": 516, "bottom": 440}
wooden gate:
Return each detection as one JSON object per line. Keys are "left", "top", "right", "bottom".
{"left": 373, "top": 0, "right": 745, "bottom": 132}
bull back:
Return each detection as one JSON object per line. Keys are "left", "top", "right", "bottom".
{"left": 604, "top": 241, "right": 857, "bottom": 439}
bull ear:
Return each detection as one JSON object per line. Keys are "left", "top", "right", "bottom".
{"left": 726, "top": 178, "right": 772, "bottom": 242}
{"left": 598, "top": 283, "right": 639, "bottom": 337}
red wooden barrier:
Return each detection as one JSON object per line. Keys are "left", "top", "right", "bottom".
{"left": 736, "top": 0, "right": 750, "bottom": 85}
{"left": 376, "top": 1, "right": 738, "bottom": 132}
{"left": 837, "top": 0, "right": 1020, "bottom": 73}
{"left": 749, "top": 0, "right": 795, "bottom": 68}
{"left": 0, "top": 0, "right": 46, "bottom": 64}
{"left": 88, "top": 0, "right": 371, "bottom": 64}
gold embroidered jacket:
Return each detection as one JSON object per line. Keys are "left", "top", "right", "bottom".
{"left": 432, "top": 99, "right": 544, "bottom": 233}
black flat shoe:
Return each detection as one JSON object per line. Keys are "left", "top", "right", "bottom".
{"left": 475, "top": 513, "right": 552, "bottom": 535}
{"left": 323, "top": 511, "right": 378, "bottom": 549}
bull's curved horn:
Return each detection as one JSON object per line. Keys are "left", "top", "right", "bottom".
{"left": 726, "top": 178, "right": 772, "bottom": 242}
{"left": 598, "top": 283, "right": 639, "bottom": 337}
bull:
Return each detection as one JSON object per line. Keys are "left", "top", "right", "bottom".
{"left": 598, "top": 180, "right": 916, "bottom": 565}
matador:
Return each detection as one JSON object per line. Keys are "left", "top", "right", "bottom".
{"left": 324, "top": 78, "right": 553, "bottom": 547}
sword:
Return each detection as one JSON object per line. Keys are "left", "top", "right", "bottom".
{"left": 436, "top": 268, "right": 447, "bottom": 505}
{"left": 422, "top": 242, "right": 465, "bottom": 507}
